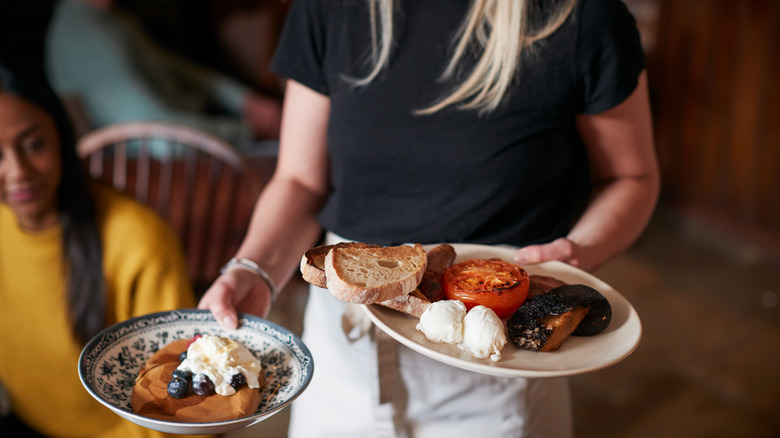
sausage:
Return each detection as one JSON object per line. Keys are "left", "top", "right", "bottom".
{"left": 426, "top": 244, "right": 457, "bottom": 273}
{"left": 527, "top": 275, "right": 567, "bottom": 298}
{"left": 417, "top": 244, "right": 457, "bottom": 302}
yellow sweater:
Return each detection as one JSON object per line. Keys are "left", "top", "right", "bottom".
{"left": 0, "top": 184, "right": 205, "bottom": 438}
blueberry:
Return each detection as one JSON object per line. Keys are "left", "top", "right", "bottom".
{"left": 167, "top": 377, "right": 189, "bottom": 398}
{"left": 172, "top": 369, "right": 192, "bottom": 381}
{"left": 230, "top": 373, "right": 246, "bottom": 389}
{"left": 192, "top": 373, "right": 215, "bottom": 396}
{"left": 179, "top": 351, "right": 187, "bottom": 362}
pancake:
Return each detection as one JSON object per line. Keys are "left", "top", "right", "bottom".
{"left": 131, "top": 339, "right": 265, "bottom": 422}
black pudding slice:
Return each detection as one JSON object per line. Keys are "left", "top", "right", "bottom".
{"left": 548, "top": 284, "right": 611, "bottom": 336}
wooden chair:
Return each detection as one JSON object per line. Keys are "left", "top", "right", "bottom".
{"left": 77, "top": 121, "right": 264, "bottom": 294}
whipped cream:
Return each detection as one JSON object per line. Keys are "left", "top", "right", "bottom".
{"left": 459, "top": 305, "right": 507, "bottom": 362}
{"left": 177, "top": 334, "right": 263, "bottom": 396}
{"left": 416, "top": 300, "right": 467, "bottom": 344}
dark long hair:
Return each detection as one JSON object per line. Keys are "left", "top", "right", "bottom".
{"left": 0, "top": 60, "right": 105, "bottom": 344}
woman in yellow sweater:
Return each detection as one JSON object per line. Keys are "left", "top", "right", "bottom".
{"left": 0, "top": 61, "right": 204, "bottom": 437}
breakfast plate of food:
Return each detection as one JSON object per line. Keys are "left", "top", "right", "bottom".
{"left": 300, "top": 242, "right": 641, "bottom": 378}
{"left": 78, "top": 309, "right": 314, "bottom": 435}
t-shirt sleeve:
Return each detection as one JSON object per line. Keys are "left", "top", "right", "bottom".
{"left": 270, "top": 0, "right": 331, "bottom": 95}
{"left": 576, "top": 0, "right": 646, "bottom": 114}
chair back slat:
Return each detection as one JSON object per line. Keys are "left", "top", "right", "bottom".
{"left": 180, "top": 146, "right": 199, "bottom": 273}
{"left": 157, "top": 154, "right": 174, "bottom": 218}
{"left": 77, "top": 122, "right": 264, "bottom": 294}
{"left": 205, "top": 168, "right": 240, "bottom": 279}
{"left": 189, "top": 155, "right": 223, "bottom": 280}
{"left": 135, "top": 138, "right": 151, "bottom": 204}
{"left": 89, "top": 148, "right": 104, "bottom": 178}
{"left": 112, "top": 141, "right": 127, "bottom": 191}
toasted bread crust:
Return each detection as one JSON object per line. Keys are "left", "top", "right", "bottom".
{"left": 377, "top": 244, "right": 457, "bottom": 316}
{"left": 375, "top": 289, "right": 432, "bottom": 318}
{"left": 300, "top": 242, "right": 381, "bottom": 288}
{"left": 301, "top": 243, "right": 458, "bottom": 314}
{"left": 324, "top": 244, "right": 427, "bottom": 304}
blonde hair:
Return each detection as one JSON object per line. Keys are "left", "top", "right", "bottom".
{"left": 353, "top": 0, "right": 577, "bottom": 115}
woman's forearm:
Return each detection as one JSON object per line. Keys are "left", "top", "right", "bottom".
{"left": 570, "top": 71, "right": 659, "bottom": 270}
{"left": 230, "top": 79, "right": 332, "bottom": 293}
{"left": 232, "top": 174, "right": 326, "bottom": 294}
{"left": 566, "top": 172, "right": 659, "bottom": 271}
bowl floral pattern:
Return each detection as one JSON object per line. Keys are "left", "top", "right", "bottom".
{"left": 79, "top": 309, "right": 313, "bottom": 435}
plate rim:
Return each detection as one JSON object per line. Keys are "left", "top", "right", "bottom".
{"left": 78, "top": 308, "right": 314, "bottom": 433}
{"left": 363, "top": 243, "right": 642, "bottom": 378}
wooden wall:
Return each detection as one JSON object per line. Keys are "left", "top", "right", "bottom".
{"left": 640, "top": 0, "right": 780, "bottom": 252}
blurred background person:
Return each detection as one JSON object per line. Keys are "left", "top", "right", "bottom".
{"left": 45, "top": 0, "right": 282, "bottom": 154}
{"left": 0, "top": 58, "right": 208, "bottom": 438}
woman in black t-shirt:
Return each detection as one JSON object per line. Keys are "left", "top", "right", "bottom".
{"left": 200, "top": 0, "right": 659, "bottom": 436}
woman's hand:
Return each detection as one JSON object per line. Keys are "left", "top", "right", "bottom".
{"left": 198, "top": 269, "right": 273, "bottom": 330}
{"left": 513, "top": 237, "right": 590, "bottom": 271}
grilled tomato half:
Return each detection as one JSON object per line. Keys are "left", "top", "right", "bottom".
{"left": 442, "top": 259, "right": 530, "bottom": 318}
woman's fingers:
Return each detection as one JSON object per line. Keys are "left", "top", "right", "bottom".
{"left": 198, "top": 270, "right": 273, "bottom": 329}
{"left": 198, "top": 279, "right": 240, "bottom": 330}
{"left": 513, "top": 237, "right": 582, "bottom": 268}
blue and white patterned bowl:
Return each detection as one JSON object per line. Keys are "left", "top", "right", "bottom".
{"left": 78, "top": 309, "right": 314, "bottom": 435}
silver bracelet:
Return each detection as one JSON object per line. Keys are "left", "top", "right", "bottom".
{"left": 221, "top": 257, "right": 279, "bottom": 302}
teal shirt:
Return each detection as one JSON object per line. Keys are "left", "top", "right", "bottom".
{"left": 45, "top": 0, "right": 253, "bottom": 145}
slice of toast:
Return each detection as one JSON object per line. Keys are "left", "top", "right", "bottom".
{"left": 300, "top": 242, "right": 381, "bottom": 288}
{"left": 375, "top": 244, "right": 456, "bottom": 317}
{"left": 299, "top": 242, "right": 433, "bottom": 317}
{"left": 300, "top": 243, "right": 455, "bottom": 316}
{"left": 324, "top": 244, "right": 427, "bottom": 304}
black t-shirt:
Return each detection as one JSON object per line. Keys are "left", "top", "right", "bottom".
{"left": 271, "top": 0, "right": 645, "bottom": 246}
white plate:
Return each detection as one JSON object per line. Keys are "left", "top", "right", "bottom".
{"left": 78, "top": 309, "right": 314, "bottom": 435}
{"left": 363, "top": 243, "right": 642, "bottom": 378}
